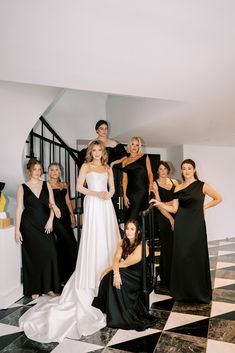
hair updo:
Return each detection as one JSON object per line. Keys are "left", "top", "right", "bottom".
{"left": 95, "top": 120, "right": 108, "bottom": 132}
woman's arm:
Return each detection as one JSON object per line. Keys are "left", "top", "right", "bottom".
{"left": 45, "top": 182, "right": 57, "bottom": 234}
{"left": 122, "top": 164, "right": 130, "bottom": 208}
{"left": 203, "top": 183, "right": 222, "bottom": 209}
{"left": 47, "top": 182, "right": 61, "bottom": 219}
{"left": 150, "top": 197, "right": 179, "bottom": 214}
{"left": 15, "top": 185, "right": 24, "bottom": 243}
{"left": 107, "top": 166, "right": 115, "bottom": 198}
{"left": 112, "top": 241, "right": 124, "bottom": 289}
{"left": 118, "top": 243, "right": 149, "bottom": 269}
{"left": 146, "top": 156, "right": 154, "bottom": 192}
{"left": 110, "top": 156, "right": 127, "bottom": 168}
{"left": 64, "top": 183, "right": 76, "bottom": 227}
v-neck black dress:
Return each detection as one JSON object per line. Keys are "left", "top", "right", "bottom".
{"left": 20, "top": 181, "right": 60, "bottom": 296}
{"left": 170, "top": 180, "right": 212, "bottom": 303}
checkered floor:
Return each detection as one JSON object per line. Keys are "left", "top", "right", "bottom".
{"left": 0, "top": 238, "right": 235, "bottom": 353}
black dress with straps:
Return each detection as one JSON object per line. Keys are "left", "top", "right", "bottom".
{"left": 170, "top": 180, "right": 212, "bottom": 303}
{"left": 52, "top": 188, "right": 78, "bottom": 284}
{"left": 92, "top": 259, "right": 157, "bottom": 330}
{"left": 155, "top": 179, "right": 175, "bottom": 287}
{"left": 122, "top": 154, "right": 149, "bottom": 222}
{"left": 20, "top": 182, "right": 60, "bottom": 296}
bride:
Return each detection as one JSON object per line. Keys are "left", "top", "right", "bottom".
{"left": 19, "top": 140, "right": 121, "bottom": 343}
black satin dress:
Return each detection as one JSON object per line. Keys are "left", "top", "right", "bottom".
{"left": 170, "top": 180, "right": 212, "bottom": 303}
{"left": 53, "top": 188, "right": 78, "bottom": 284}
{"left": 122, "top": 154, "right": 149, "bottom": 222}
{"left": 20, "top": 182, "right": 60, "bottom": 296}
{"left": 155, "top": 179, "right": 175, "bottom": 287}
{"left": 92, "top": 259, "right": 157, "bottom": 330}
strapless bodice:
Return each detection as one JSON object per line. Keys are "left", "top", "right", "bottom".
{"left": 86, "top": 172, "right": 108, "bottom": 192}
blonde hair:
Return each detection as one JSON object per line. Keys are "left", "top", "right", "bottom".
{"left": 127, "top": 137, "right": 143, "bottom": 153}
{"left": 48, "top": 162, "right": 63, "bottom": 182}
{"left": 85, "top": 140, "right": 108, "bottom": 165}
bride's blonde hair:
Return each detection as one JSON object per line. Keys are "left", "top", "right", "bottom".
{"left": 85, "top": 140, "right": 108, "bottom": 166}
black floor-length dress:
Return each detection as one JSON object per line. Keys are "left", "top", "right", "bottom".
{"left": 170, "top": 180, "right": 212, "bottom": 303}
{"left": 20, "top": 182, "right": 60, "bottom": 296}
{"left": 155, "top": 179, "right": 175, "bottom": 287}
{"left": 92, "top": 260, "right": 157, "bottom": 330}
{"left": 122, "top": 154, "right": 149, "bottom": 222}
{"left": 53, "top": 188, "right": 78, "bottom": 284}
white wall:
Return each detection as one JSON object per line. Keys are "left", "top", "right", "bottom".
{"left": 0, "top": 80, "right": 61, "bottom": 199}
{"left": 182, "top": 144, "right": 235, "bottom": 241}
{"left": 45, "top": 90, "right": 107, "bottom": 148}
{"left": 167, "top": 145, "right": 184, "bottom": 180}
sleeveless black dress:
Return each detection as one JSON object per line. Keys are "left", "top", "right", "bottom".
{"left": 53, "top": 188, "right": 78, "bottom": 284}
{"left": 92, "top": 258, "right": 157, "bottom": 330}
{"left": 122, "top": 154, "right": 149, "bottom": 222}
{"left": 170, "top": 180, "right": 212, "bottom": 303}
{"left": 155, "top": 179, "right": 175, "bottom": 287}
{"left": 20, "top": 182, "right": 60, "bottom": 296}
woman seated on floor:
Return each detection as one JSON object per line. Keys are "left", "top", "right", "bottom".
{"left": 92, "top": 219, "right": 157, "bottom": 331}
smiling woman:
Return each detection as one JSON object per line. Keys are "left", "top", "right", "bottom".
{"left": 15, "top": 159, "right": 60, "bottom": 299}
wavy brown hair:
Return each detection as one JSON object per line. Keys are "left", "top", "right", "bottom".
{"left": 122, "top": 219, "right": 142, "bottom": 260}
{"left": 85, "top": 140, "right": 108, "bottom": 165}
{"left": 27, "top": 158, "right": 43, "bottom": 176}
{"left": 156, "top": 160, "right": 171, "bottom": 176}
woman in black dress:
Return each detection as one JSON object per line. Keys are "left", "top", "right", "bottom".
{"left": 92, "top": 219, "right": 157, "bottom": 330}
{"left": 153, "top": 161, "right": 178, "bottom": 289}
{"left": 122, "top": 137, "right": 153, "bottom": 222}
{"left": 150, "top": 159, "right": 222, "bottom": 303}
{"left": 15, "top": 159, "right": 60, "bottom": 299}
{"left": 48, "top": 163, "right": 78, "bottom": 285}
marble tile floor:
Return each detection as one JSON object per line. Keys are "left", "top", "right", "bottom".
{"left": 0, "top": 238, "right": 235, "bottom": 353}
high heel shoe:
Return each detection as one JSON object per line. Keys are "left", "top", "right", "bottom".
{"left": 47, "top": 291, "right": 59, "bottom": 297}
{"left": 31, "top": 294, "right": 39, "bottom": 300}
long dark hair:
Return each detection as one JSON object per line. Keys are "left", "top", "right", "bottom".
{"left": 122, "top": 219, "right": 142, "bottom": 259}
{"left": 156, "top": 160, "right": 171, "bottom": 177}
{"left": 181, "top": 159, "right": 198, "bottom": 181}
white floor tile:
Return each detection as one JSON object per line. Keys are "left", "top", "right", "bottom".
{"left": 216, "top": 262, "right": 235, "bottom": 269}
{"left": 51, "top": 338, "right": 104, "bottom": 353}
{"left": 164, "top": 312, "right": 207, "bottom": 331}
{"left": 206, "top": 339, "right": 235, "bottom": 353}
{"left": 107, "top": 327, "right": 160, "bottom": 346}
{"left": 149, "top": 291, "right": 172, "bottom": 306}
{"left": 218, "top": 250, "right": 235, "bottom": 256}
{"left": 210, "top": 301, "right": 235, "bottom": 317}
{"left": 0, "top": 323, "right": 23, "bottom": 337}
{"left": 213, "top": 278, "right": 235, "bottom": 289}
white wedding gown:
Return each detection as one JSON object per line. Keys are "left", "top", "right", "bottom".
{"left": 19, "top": 172, "right": 121, "bottom": 343}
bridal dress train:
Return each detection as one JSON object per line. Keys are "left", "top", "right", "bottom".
{"left": 19, "top": 172, "right": 121, "bottom": 343}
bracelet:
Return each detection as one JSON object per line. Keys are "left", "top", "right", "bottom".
{"left": 113, "top": 270, "right": 120, "bottom": 276}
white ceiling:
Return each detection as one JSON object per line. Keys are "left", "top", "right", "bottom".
{"left": 0, "top": 0, "right": 235, "bottom": 146}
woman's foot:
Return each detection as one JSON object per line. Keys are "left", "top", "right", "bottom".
{"left": 31, "top": 294, "right": 39, "bottom": 300}
{"left": 47, "top": 291, "right": 59, "bottom": 297}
